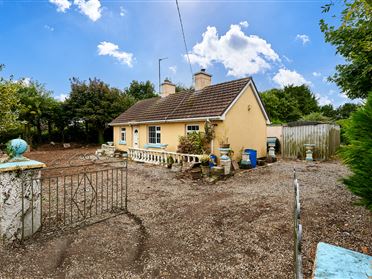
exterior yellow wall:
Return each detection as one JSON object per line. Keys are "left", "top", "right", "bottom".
{"left": 113, "top": 83, "right": 267, "bottom": 159}
{"left": 214, "top": 84, "right": 267, "bottom": 159}
{"left": 113, "top": 122, "right": 205, "bottom": 152}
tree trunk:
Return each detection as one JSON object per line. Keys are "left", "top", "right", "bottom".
{"left": 36, "top": 119, "right": 42, "bottom": 144}
{"left": 85, "top": 121, "right": 89, "bottom": 143}
{"left": 47, "top": 121, "right": 52, "bottom": 142}
{"left": 98, "top": 129, "right": 105, "bottom": 144}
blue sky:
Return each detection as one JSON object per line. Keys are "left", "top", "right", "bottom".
{"left": 0, "top": 0, "right": 356, "bottom": 107}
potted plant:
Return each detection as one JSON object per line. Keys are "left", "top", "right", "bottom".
{"left": 166, "top": 155, "right": 174, "bottom": 169}
{"left": 200, "top": 154, "right": 210, "bottom": 176}
{"left": 219, "top": 135, "right": 230, "bottom": 149}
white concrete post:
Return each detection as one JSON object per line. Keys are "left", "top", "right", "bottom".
{"left": 0, "top": 139, "right": 45, "bottom": 247}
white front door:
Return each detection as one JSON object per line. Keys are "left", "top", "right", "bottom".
{"left": 133, "top": 127, "right": 139, "bottom": 148}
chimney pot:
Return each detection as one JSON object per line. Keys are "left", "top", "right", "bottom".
{"left": 161, "top": 79, "right": 176, "bottom": 97}
{"left": 194, "top": 69, "right": 212, "bottom": 91}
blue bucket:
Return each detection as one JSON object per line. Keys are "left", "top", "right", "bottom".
{"left": 244, "top": 149, "right": 257, "bottom": 168}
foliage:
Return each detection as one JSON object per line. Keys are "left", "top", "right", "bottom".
{"left": 320, "top": 104, "right": 338, "bottom": 119}
{"left": 166, "top": 155, "right": 174, "bottom": 166}
{"left": 320, "top": 102, "right": 361, "bottom": 121}
{"left": 66, "top": 78, "right": 135, "bottom": 144}
{"left": 0, "top": 65, "right": 22, "bottom": 136}
{"left": 301, "top": 112, "right": 331, "bottom": 122}
{"left": 16, "top": 81, "right": 57, "bottom": 144}
{"left": 336, "top": 103, "right": 361, "bottom": 119}
{"left": 200, "top": 154, "right": 210, "bottom": 166}
{"left": 260, "top": 85, "right": 319, "bottom": 123}
{"left": 320, "top": 0, "right": 372, "bottom": 99}
{"left": 175, "top": 83, "right": 194, "bottom": 93}
{"left": 338, "top": 92, "right": 372, "bottom": 210}
{"left": 204, "top": 121, "right": 215, "bottom": 143}
{"left": 125, "top": 80, "right": 157, "bottom": 100}
{"left": 177, "top": 132, "right": 210, "bottom": 155}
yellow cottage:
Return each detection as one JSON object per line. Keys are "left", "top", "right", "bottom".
{"left": 110, "top": 70, "right": 270, "bottom": 160}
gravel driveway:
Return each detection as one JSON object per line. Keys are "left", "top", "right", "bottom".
{"left": 0, "top": 149, "right": 371, "bottom": 279}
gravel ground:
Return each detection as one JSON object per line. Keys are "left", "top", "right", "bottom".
{"left": 0, "top": 148, "right": 371, "bottom": 279}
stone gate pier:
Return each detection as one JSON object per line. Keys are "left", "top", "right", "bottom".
{"left": 0, "top": 139, "right": 45, "bottom": 247}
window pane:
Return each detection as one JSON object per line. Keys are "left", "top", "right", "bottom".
{"left": 121, "top": 128, "right": 126, "bottom": 141}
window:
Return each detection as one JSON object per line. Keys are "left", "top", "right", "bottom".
{"left": 121, "top": 128, "right": 126, "bottom": 141}
{"left": 148, "top": 126, "right": 161, "bottom": 144}
{"left": 186, "top": 125, "right": 200, "bottom": 134}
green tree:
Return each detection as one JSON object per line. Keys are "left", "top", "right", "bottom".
{"left": 125, "top": 80, "right": 157, "bottom": 100}
{"left": 260, "top": 85, "right": 318, "bottom": 123}
{"left": 16, "top": 81, "right": 55, "bottom": 144}
{"left": 175, "top": 83, "right": 194, "bottom": 93}
{"left": 320, "top": 0, "right": 372, "bottom": 99}
{"left": 286, "top": 85, "right": 319, "bottom": 115}
{"left": 0, "top": 65, "right": 22, "bottom": 136}
{"left": 320, "top": 104, "right": 337, "bottom": 119}
{"left": 339, "top": 92, "right": 372, "bottom": 210}
{"left": 301, "top": 112, "right": 331, "bottom": 122}
{"left": 67, "top": 78, "right": 135, "bottom": 144}
{"left": 336, "top": 103, "right": 361, "bottom": 119}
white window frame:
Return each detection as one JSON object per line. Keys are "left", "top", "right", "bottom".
{"left": 186, "top": 124, "right": 200, "bottom": 134}
{"left": 121, "top": 128, "right": 126, "bottom": 142}
{"left": 148, "top": 126, "right": 161, "bottom": 144}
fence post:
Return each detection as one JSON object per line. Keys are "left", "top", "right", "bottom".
{"left": 0, "top": 140, "right": 45, "bottom": 247}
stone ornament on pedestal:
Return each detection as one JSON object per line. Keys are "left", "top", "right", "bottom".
{"left": 304, "top": 144, "right": 316, "bottom": 161}
{"left": 0, "top": 139, "right": 45, "bottom": 247}
{"left": 218, "top": 148, "right": 231, "bottom": 175}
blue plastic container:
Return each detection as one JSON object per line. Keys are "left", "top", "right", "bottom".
{"left": 244, "top": 149, "right": 257, "bottom": 168}
{"left": 209, "top": 154, "right": 217, "bottom": 168}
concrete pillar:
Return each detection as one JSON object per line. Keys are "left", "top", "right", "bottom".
{"left": 0, "top": 138, "right": 45, "bottom": 246}
{"left": 0, "top": 161, "right": 45, "bottom": 246}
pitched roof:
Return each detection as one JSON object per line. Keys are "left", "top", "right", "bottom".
{"left": 110, "top": 77, "right": 268, "bottom": 125}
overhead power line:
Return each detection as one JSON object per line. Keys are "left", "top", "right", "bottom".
{"left": 175, "top": 0, "right": 194, "bottom": 85}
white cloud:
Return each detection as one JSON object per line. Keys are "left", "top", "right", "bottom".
{"left": 44, "top": 25, "right": 55, "bottom": 32}
{"left": 49, "top": 0, "right": 71, "bottom": 12}
{"left": 119, "top": 6, "right": 126, "bottom": 17}
{"left": 339, "top": 92, "right": 348, "bottom": 99}
{"left": 295, "top": 34, "right": 310, "bottom": 45}
{"left": 57, "top": 94, "right": 68, "bottom": 101}
{"left": 316, "top": 94, "right": 332, "bottom": 106}
{"left": 312, "top": 71, "right": 321, "bottom": 77}
{"left": 74, "top": 0, "right": 102, "bottom": 22}
{"left": 169, "top": 66, "right": 177, "bottom": 74}
{"left": 187, "top": 24, "right": 280, "bottom": 78}
{"left": 239, "top": 21, "right": 249, "bottom": 28}
{"left": 273, "top": 68, "right": 311, "bottom": 88}
{"left": 97, "top": 41, "right": 133, "bottom": 67}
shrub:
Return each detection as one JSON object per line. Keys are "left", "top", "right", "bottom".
{"left": 339, "top": 92, "right": 372, "bottom": 211}
{"left": 177, "top": 132, "right": 209, "bottom": 155}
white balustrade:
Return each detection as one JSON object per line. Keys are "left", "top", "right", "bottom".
{"left": 128, "top": 148, "right": 201, "bottom": 165}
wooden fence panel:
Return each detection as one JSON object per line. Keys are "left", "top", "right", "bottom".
{"left": 282, "top": 124, "right": 340, "bottom": 160}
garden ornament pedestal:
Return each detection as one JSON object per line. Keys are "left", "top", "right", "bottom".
{"left": 267, "top": 137, "right": 276, "bottom": 158}
{"left": 240, "top": 150, "right": 251, "bottom": 169}
{"left": 304, "top": 144, "right": 315, "bottom": 161}
{"left": 218, "top": 148, "right": 231, "bottom": 175}
{"left": 0, "top": 139, "right": 45, "bottom": 246}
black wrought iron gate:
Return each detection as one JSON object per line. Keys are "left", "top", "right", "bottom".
{"left": 22, "top": 154, "right": 128, "bottom": 240}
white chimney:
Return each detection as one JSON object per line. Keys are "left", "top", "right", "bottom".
{"left": 194, "top": 69, "right": 212, "bottom": 91}
{"left": 161, "top": 79, "right": 176, "bottom": 97}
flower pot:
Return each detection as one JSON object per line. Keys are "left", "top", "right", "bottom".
{"left": 220, "top": 143, "right": 230, "bottom": 149}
